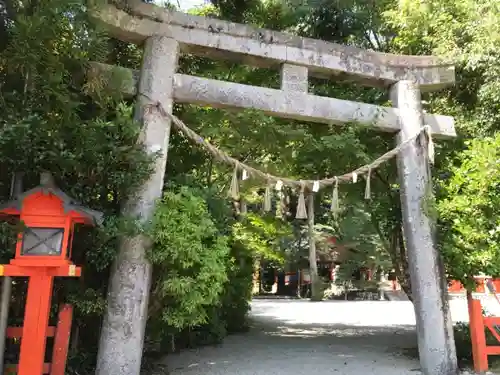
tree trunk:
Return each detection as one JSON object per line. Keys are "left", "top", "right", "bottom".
{"left": 0, "top": 172, "right": 23, "bottom": 374}
{"left": 397, "top": 225, "right": 412, "bottom": 301}
{"left": 307, "top": 194, "right": 322, "bottom": 301}
{"left": 387, "top": 222, "right": 413, "bottom": 301}
{"left": 252, "top": 258, "right": 261, "bottom": 295}
{"left": 296, "top": 269, "right": 302, "bottom": 298}
{"left": 366, "top": 197, "right": 412, "bottom": 300}
{"left": 378, "top": 266, "right": 385, "bottom": 301}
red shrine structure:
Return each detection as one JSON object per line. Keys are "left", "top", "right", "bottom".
{"left": 0, "top": 173, "right": 102, "bottom": 375}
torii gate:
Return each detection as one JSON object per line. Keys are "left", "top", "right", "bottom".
{"left": 90, "top": 3, "right": 457, "bottom": 375}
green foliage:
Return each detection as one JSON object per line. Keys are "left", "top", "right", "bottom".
{"left": 149, "top": 186, "right": 231, "bottom": 330}
{"left": 220, "top": 242, "right": 253, "bottom": 333}
{"left": 182, "top": 0, "right": 408, "bottom": 294}
{"left": 437, "top": 135, "right": 500, "bottom": 283}
{"left": 232, "top": 213, "right": 292, "bottom": 265}
{"left": 0, "top": 1, "right": 153, "bottom": 372}
{"left": 67, "top": 288, "right": 108, "bottom": 318}
{"left": 144, "top": 184, "right": 253, "bottom": 354}
{"left": 384, "top": 0, "right": 500, "bottom": 137}
{"left": 331, "top": 204, "right": 391, "bottom": 285}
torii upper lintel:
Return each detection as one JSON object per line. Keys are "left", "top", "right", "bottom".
{"left": 91, "top": 3, "right": 455, "bottom": 91}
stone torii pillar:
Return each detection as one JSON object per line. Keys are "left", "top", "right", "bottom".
{"left": 392, "top": 81, "right": 458, "bottom": 375}
{"left": 95, "top": 36, "right": 179, "bottom": 375}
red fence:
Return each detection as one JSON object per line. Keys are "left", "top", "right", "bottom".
{"left": 4, "top": 304, "right": 73, "bottom": 375}
{"left": 466, "top": 278, "right": 500, "bottom": 373}
{"left": 449, "top": 279, "right": 500, "bottom": 294}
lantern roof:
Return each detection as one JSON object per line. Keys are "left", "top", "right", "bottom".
{"left": 0, "top": 184, "right": 104, "bottom": 227}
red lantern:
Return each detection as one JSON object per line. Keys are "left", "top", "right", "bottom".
{"left": 0, "top": 173, "right": 102, "bottom": 375}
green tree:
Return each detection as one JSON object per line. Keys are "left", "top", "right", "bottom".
{"left": 0, "top": 1, "right": 156, "bottom": 373}
{"left": 437, "top": 135, "right": 500, "bottom": 285}
{"left": 384, "top": 0, "right": 500, "bottom": 287}
{"left": 196, "top": 0, "right": 402, "bottom": 293}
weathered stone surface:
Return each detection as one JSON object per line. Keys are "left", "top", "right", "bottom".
{"left": 392, "top": 81, "right": 458, "bottom": 375}
{"left": 281, "top": 64, "right": 308, "bottom": 92}
{"left": 90, "top": 3, "right": 455, "bottom": 90}
{"left": 87, "top": 63, "right": 456, "bottom": 138}
{"left": 95, "top": 36, "right": 179, "bottom": 375}
{"left": 174, "top": 74, "right": 456, "bottom": 137}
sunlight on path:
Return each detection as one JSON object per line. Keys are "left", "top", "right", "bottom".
{"left": 162, "top": 299, "right": 477, "bottom": 375}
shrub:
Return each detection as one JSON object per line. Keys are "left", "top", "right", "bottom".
{"left": 148, "top": 186, "right": 231, "bottom": 336}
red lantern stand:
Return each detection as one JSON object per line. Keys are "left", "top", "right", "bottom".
{"left": 0, "top": 178, "right": 102, "bottom": 375}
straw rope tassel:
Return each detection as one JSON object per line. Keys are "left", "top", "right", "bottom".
{"left": 229, "top": 166, "right": 240, "bottom": 200}
{"left": 275, "top": 191, "right": 282, "bottom": 217}
{"left": 240, "top": 199, "right": 247, "bottom": 214}
{"left": 424, "top": 126, "right": 435, "bottom": 165}
{"left": 331, "top": 177, "right": 339, "bottom": 215}
{"left": 364, "top": 168, "right": 372, "bottom": 200}
{"left": 296, "top": 183, "right": 308, "bottom": 219}
{"left": 280, "top": 190, "right": 288, "bottom": 218}
{"left": 264, "top": 182, "right": 272, "bottom": 212}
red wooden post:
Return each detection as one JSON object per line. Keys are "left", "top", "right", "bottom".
{"left": 467, "top": 292, "right": 488, "bottom": 372}
{"left": 18, "top": 274, "right": 54, "bottom": 375}
{"left": 50, "top": 304, "right": 73, "bottom": 375}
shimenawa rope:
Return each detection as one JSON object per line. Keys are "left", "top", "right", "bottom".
{"left": 140, "top": 95, "right": 434, "bottom": 193}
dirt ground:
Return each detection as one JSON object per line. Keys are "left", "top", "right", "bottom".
{"left": 159, "top": 298, "right": 500, "bottom": 375}
{"left": 162, "top": 299, "right": 427, "bottom": 374}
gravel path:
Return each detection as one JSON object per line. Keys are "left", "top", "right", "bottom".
{"left": 164, "top": 299, "right": 468, "bottom": 375}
